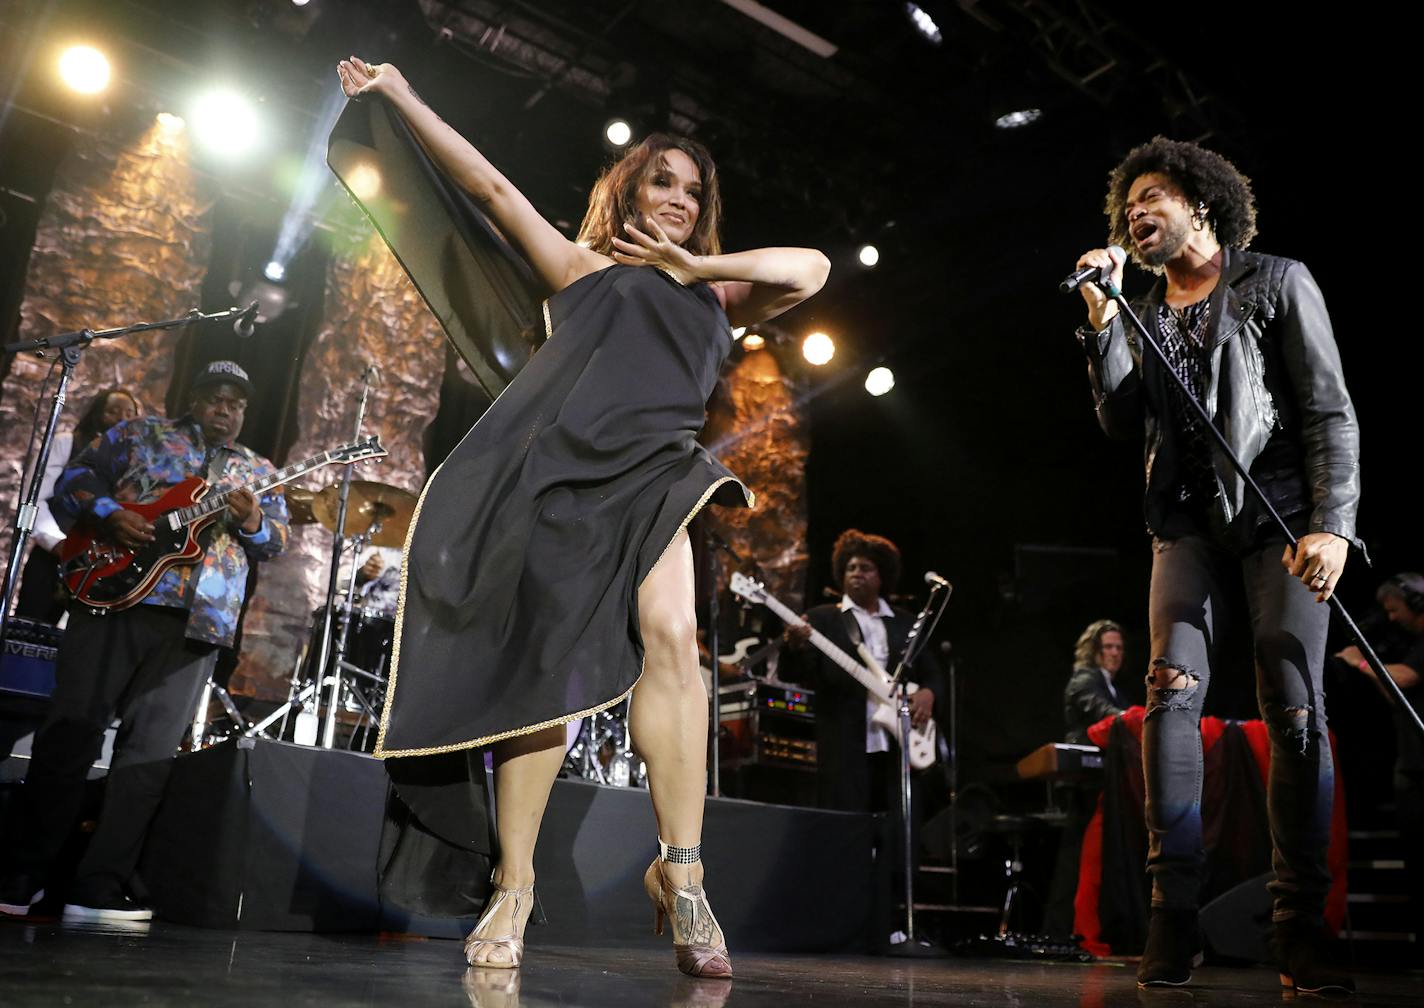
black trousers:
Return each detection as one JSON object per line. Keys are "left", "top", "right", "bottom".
{"left": 8, "top": 605, "right": 216, "bottom": 894}
{"left": 1144, "top": 532, "right": 1333, "bottom": 922}
{"left": 868, "top": 750, "right": 927, "bottom": 941}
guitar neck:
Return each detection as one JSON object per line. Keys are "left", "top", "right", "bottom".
{"left": 176, "top": 448, "right": 342, "bottom": 526}
{"left": 756, "top": 593, "right": 892, "bottom": 702}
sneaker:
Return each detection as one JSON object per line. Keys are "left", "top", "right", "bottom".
{"left": 0, "top": 873, "right": 45, "bottom": 917}
{"left": 62, "top": 883, "right": 152, "bottom": 923}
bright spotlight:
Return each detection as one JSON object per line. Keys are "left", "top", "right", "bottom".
{"left": 905, "top": 4, "right": 943, "bottom": 45}
{"left": 865, "top": 366, "right": 895, "bottom": 396}
{"left": 802, "top": 331, "right": 835, "bottom": 366}
{"left": 191, "top": 90, "right": 262, "bottom": 158}
{"left": 995, "top": 108, "right": 1043, "bottom": 129}
{"left": 857, "top": 244, "right": 880, "bottom": 268}
{"left": 345, "top": 162, "right": 382, "bottom": 201}
{"left": 731, "top": 326, "right": 747, "bottom": 341}
{"left": 604, "top": 118, "right": 633, "bottom": 147}
{"left": 58, "top": 45, "right": 111, "bottom": 95}
{"left": 742, "top": 332, "right": 766, "bottom": 351}
{"left": 155, "top": 111, "right": 186, "bottom": 133}
{"left": 291, "top": 0, "right": 312, "bottom": 6}
{"left": 263, "top": 261, "right": 286, "bottom": 283}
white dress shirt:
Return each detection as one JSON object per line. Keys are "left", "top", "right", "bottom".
{"left": 840, "top": 594, "right": 894, "bottom": 753}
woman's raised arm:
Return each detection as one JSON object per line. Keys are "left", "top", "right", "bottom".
{"left": 337, "top": 57, "right": 606, "bottom": 293}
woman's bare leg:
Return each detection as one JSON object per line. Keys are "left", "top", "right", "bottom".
{"left": 629, "top": 528, "right": 709, "bottom": 891}
{"left": 468, "top": 725, "right": 565, "bottom": 965}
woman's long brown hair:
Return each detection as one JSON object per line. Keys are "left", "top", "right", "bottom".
{"left": 576, "top": 133, "right": 723, "bottom": 257}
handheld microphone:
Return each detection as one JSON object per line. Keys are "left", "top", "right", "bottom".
{"left": 1059, "top": 245, "right": 1125, "bottom": 294}
{"left": 924, "top": 571, "right": 952, "bottom": 593}
{"left": 232, "top": 301, "right": 260, "bottom": 338}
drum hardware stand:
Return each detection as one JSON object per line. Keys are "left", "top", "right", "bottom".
{"left": 0, "top": 304, "right": 258, "bottom": 642}
{"left": 564, "top": 716, "right": 610, "bottom": 784}
{"left": 563, "top": 703, "right": 646, "bottom": 787}
{"left": 189, "top": 676, "right": 252, "bottom": 749}
{"left": 245, "top": 528, "right": 387, "bottom": 747}
{"left": 883, "top": 576, "right": 952, "bottom": 956}
{"left": 314, "top": 363, "right": 380, "bottom": 749}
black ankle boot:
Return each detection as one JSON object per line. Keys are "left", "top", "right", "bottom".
{"left": 1273, "top": 916, "right": 1355, "bottom": 995}
{"left": 1137, "top": 907, "right": 1202, "bottom": 987}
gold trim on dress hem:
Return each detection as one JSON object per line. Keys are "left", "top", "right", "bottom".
{"left": 373, "top": 296, "right": 557, "bottom": 759}
{"left": 373, "top": 471, "right": 752, "bottom": 760}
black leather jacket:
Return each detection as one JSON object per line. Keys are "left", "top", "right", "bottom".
{"left": 1082, "top": 247, "right": 1362, "bottom": 550}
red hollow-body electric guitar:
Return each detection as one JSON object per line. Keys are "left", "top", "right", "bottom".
{"left": 57, "top": 435, "right": 386, "bottom": 610}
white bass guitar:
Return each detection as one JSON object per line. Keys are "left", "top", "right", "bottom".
{"left": 729, "top": 572, "right": 937, "bottom": 769}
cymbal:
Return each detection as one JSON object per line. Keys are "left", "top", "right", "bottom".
{"left": 284, "top": 485, "right": 319, "bottom": 526}
{"left": 312, "top": 480, "right": 417, "bottom": 547}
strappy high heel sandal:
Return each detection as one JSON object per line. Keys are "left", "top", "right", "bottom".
{"left": 464, "top": 879, "right": 536, "bottom": 969}
{"left": 643, "top": 839, "right": 733, "bottom": 979}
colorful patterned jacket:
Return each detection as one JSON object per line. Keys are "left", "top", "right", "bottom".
{"left": 52, "top": 416, "right": 289, "bottom": 647}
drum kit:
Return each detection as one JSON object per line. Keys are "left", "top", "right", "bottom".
{"left": 559, "top": 636, "right": 797, "bottom": 788}
{"left": 199, "top": 478, "right": 418, "bottom": 751}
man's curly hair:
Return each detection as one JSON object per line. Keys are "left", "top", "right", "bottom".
{"left": 831, "top": 529, "right": 902, "bottom": 595}
{"left": 1105, "top": 136, "right": 1257, "bottom": 259}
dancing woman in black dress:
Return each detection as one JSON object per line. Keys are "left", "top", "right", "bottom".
{"left": 337, "top": 56, "right": 829, "bottom": 977}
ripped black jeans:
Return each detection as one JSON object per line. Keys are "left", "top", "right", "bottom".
{"left": 1145, "top": 532, "right": 1333, "bottom": 923}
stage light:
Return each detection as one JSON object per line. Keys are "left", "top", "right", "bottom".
{"left": 345, "top": 161, "right": 382, "bottom": 201}
{"left": 263, "top": 260, "right": 286, "bottom": 282}
{"left": 57, "top": 45, "right": 111, "bottom": 95}
{"left": 802, "top": 331, "right": 835, "bottom": 366}
{"left": 731, "top": 326, "right": 747, "bottom": 341}
{"left": 905, "top": 4, "right": 943, "bottom": 45}
{"left": 742, "top": 332, "right": 766, "bottom": 351}
{"left": 865, "top": 366, "right": 895, "bottom": 397}
{"left": 291, "top": 0, "right": 312, "bottom": 6}
{"left": 155, "top": 111, "right": 186, "bottom": 133}
{"left": 191, "top": 89, "right": 262, "bottom": 158}
{"left": 604, "top": 118, "right": 633, "bottom": 147}
{"left": 857, "top": 244, "right": 880, "bottom": 268}
{"left": 996, "top": 108, "right": 1043, "bottom": 129}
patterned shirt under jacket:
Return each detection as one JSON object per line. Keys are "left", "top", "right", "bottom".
{"left": 52, "top": 416, "right": 289, "bottom": 647}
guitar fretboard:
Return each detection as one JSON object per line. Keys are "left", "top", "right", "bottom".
{"left": 170, "top": 442, "right": 375, "bottom": 527}
{"left": 751, "top": 591, "right": 894, "bottom": 703}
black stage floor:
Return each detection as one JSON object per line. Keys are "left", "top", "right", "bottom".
{"left": 2, "top": 921, "right": 1420, "bottom": 1007}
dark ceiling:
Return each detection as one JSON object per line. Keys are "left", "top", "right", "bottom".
{"left": 0, "top": 1, "right": 1405, "bottom": 743}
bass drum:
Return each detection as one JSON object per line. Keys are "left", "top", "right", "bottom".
{"left": 307, "top": 605, "right": 394, "bottom": 680}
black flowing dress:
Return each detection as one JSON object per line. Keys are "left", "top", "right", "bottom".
{"left": 374, "top": 263, "right": 752, "bottom": 759}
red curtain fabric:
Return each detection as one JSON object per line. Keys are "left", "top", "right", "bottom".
{"left": 1073, "top": 707, "right": 1347, "bottom": 956}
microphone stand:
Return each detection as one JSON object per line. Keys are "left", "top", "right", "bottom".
{"left": 0, "top": 305, "right": 256, "bottom": 644}
{"left": 885, "top": 579, "right": 951, "bottom": 954}
{"left": 1089, "top": 280, "right": 1424, "bottom": 743}
{"left": 315, "top": 364, "right": 379, "bottom": 749}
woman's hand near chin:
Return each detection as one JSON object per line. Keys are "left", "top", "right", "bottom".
{"left": 609, "top": 216, "right": 704, "bottom": 286}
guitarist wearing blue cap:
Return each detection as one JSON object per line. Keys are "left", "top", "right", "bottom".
{"left": 0, "top": 360, "right": 289, "bottom": 923}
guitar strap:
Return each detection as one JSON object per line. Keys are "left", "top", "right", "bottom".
{"left": 840, "top": 607, "right": 864, "bottom": 649}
